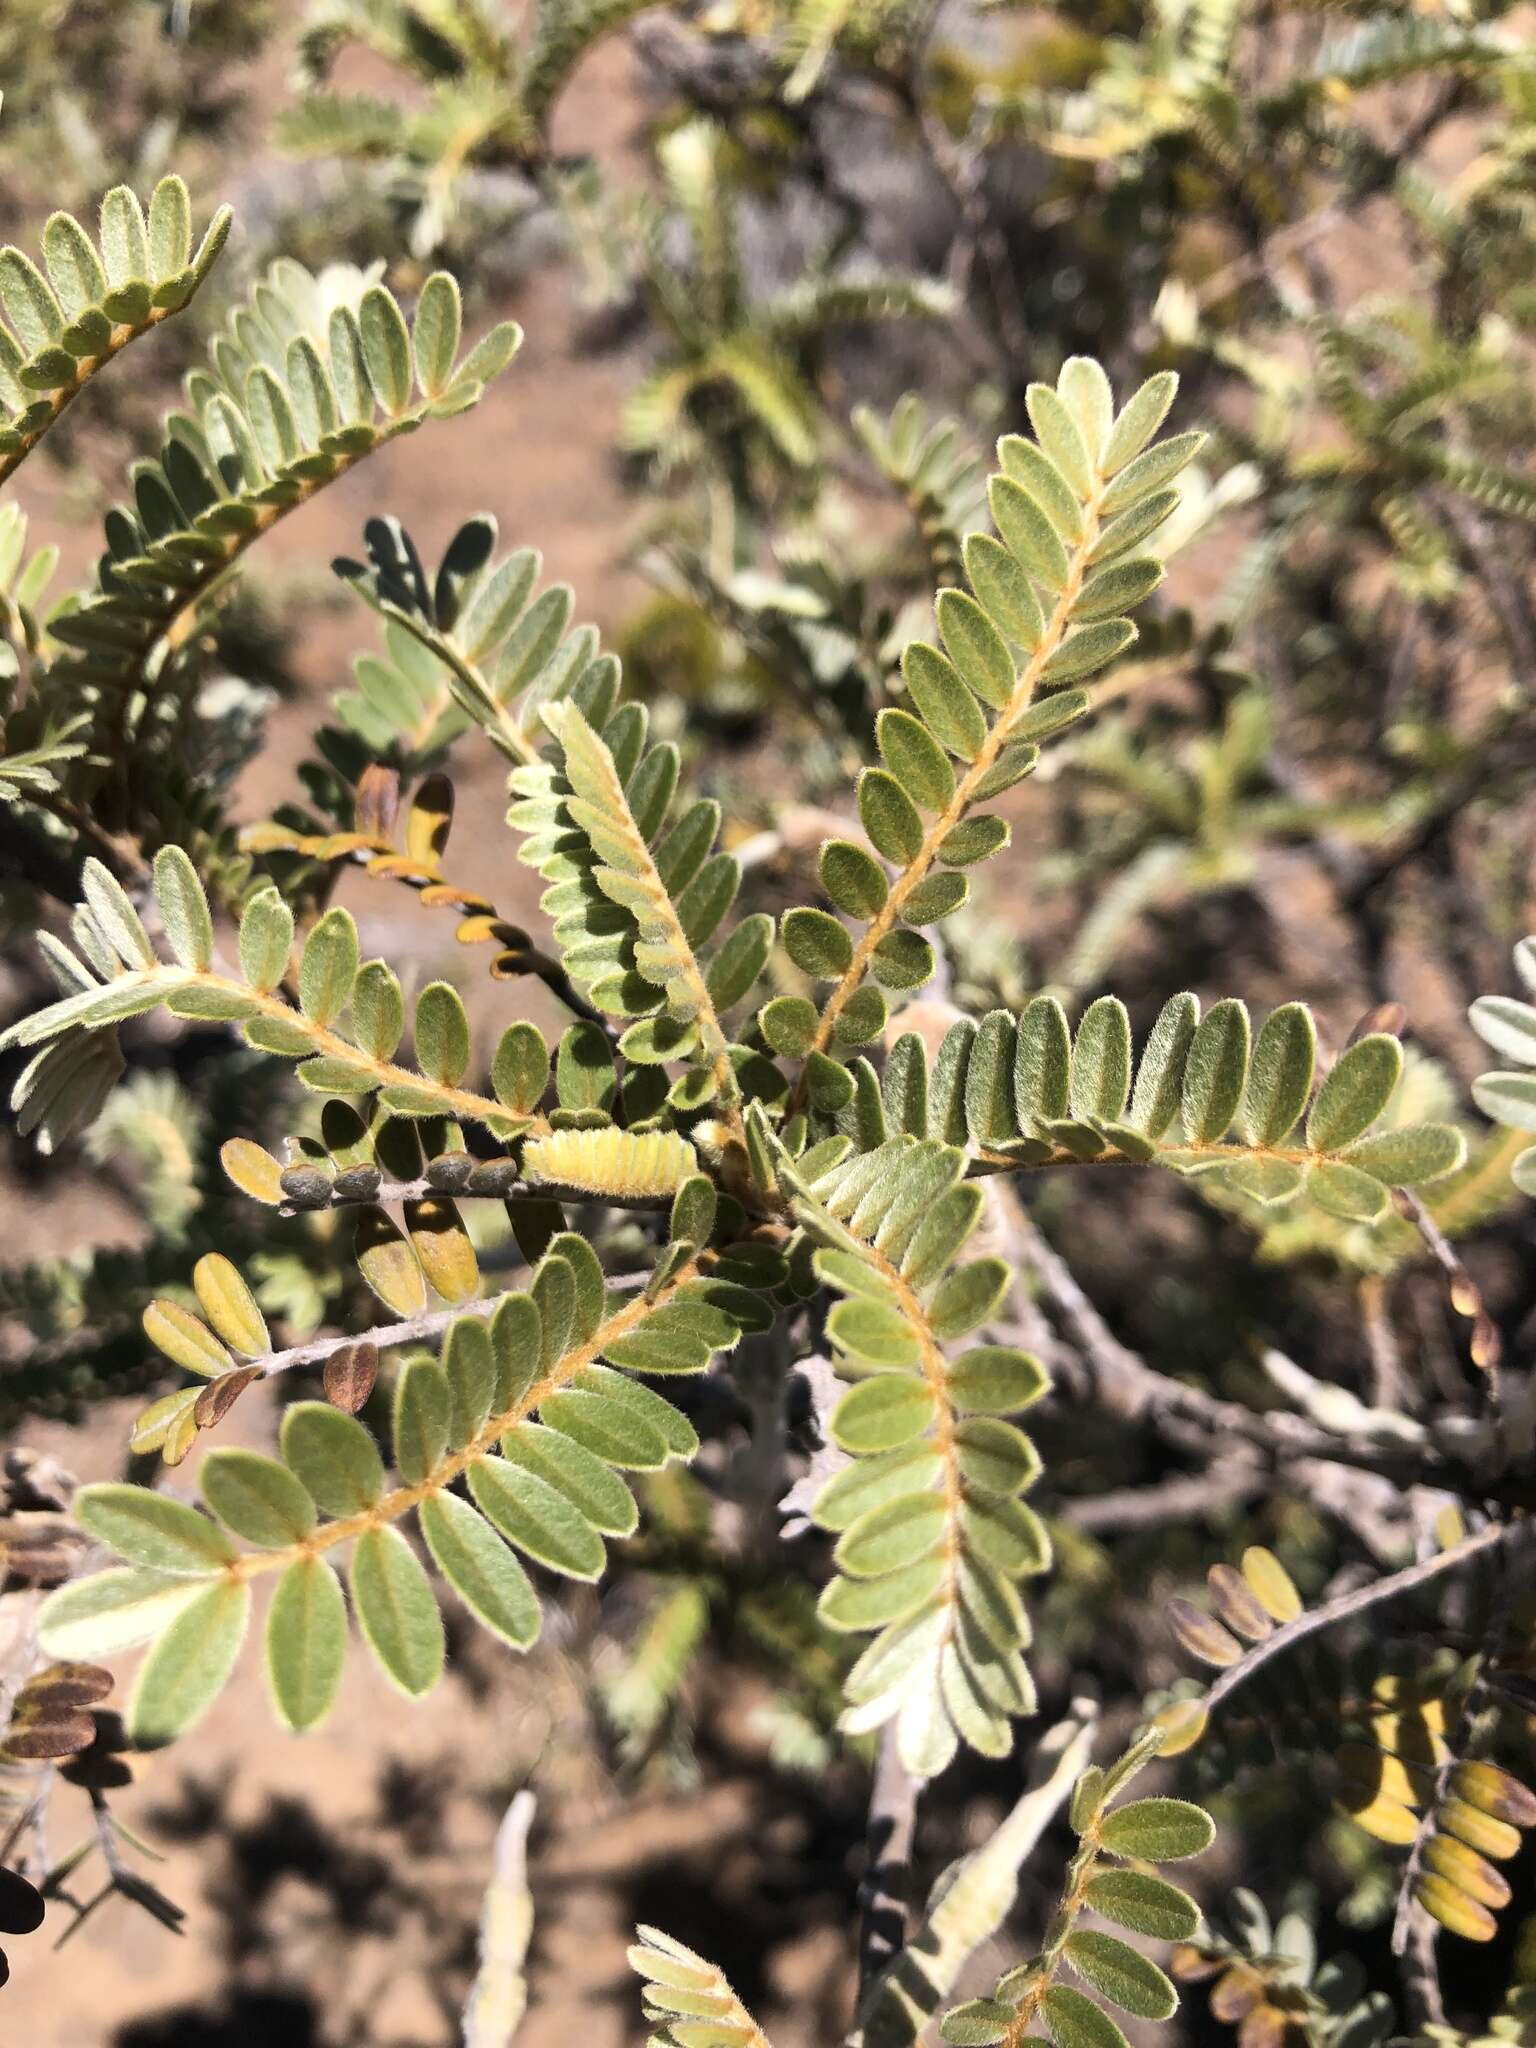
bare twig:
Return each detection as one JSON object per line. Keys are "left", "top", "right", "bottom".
{"left": 1200, "top": 1523, "right": 1512, "bottom": 1721}
{"left": 847, "top": 1703, "right": 1098, "bottom": 2048}
{"left": 779, "top": 1352, "right": 851, "bottom": 1539}
{"left": 858, "top": 1725, "right": 922, "bottom": 1993}
{"left": 247, "top": 1271, "right": 650, "bottom": 1381}
{"left": 1062, "top": 1461, "right": 1266, "bottom": 1533}
{"left": 279, "top": 1169, "right": 675, "bottom": 1217}
{"left": 1396, "top": 1901, "right": 1446, "bottom": 2031}
{"left": 1394, "top": 1186, "right": 1503, "bottom": 1381}
{"left": 1006, "top": 1199, "right": 1456, "bottom": 1490}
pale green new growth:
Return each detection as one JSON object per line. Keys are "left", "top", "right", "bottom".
{"left": 0, "top": 176, "right": 231, "bottom": 482}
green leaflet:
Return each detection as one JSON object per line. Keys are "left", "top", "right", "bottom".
{"left": 816, "top": 1446, "right": 946, "bottom": 1532}
{"left": 832, "top": 1377, "right": 936, "bottom": 1453}
{"left": 350, "top": 1524, "right": 446, "bottom": 1696}
{"left": 859, "top": 770, "right": 924, "bottom": 865}
{"left": 127, "top": 1578, "right": 250, "bottom": 1747}
{"left": 1073, "top": 556, "right": 1163, "bottom": 622}
{"left": 828, "top": 1297, "right": 922, "bottom": 1368}
{"left": 999, "top": 432, "right": 1084, "bottom": 539}
{"left": 1307, "top": 1158, "right": 1389, "bottom": 1221}
{"left": 823, "top": 840, "right": 890, "bottom": 919}
{"left": 469, "top": 1456, "right": 608, "bottom": 1579}
{"left": 280, "top": 1401, "right": 386, "bottom": 1516}
{"left": 671, "top": 1174, "right": 718, "bottom": 1249}
{"left": 903, "top": 641, "right": 988, "bottom": 759}
{"left": 1017, "top": 997, "right": 1072, "bottom": 1128}
{"left": 444, "top": 1316, "right": 498, "bottom": 1446}
{"left": 1241, "top": 1002, "right": 1316, "bottom": 1144}
{"left": 503, "top": 1419, "right": 639, "bottom": 1533}
{"left": 705, "top": 911, "right": 773, "bottom": 1011}
{"left": 1128, "top": 993, "right": 1199, "bottom": 1137}
{"left": 937, "top": 589, "right": 1015, "bottom": 709}
{"left": 1306, "top": 1033, "right": 1403, "bottom": 1151}
{"left": 574, "top": 1364, "right": 698, "bottom": 1460}
{"left": 878, "top": 708, "right": 955, "bottom": 810}
{"left": 200, "top": 1450, "right": 317, "bottom": 1549}
{"left": 1097, "top": 1796, "right": 1216, "bottom": 1861}
{"left": 493, "top": 1019, "right": 551, "bottom": 1113}
{"left": 1180, "top": 999, "right": 1250, "bottom": 1144}
{"left": 1058, "top": 354, "right": 1114, "bottom": 457}
{"left": 1026, "top": 381, "right": 1094, "bottom": 495}
{"left": 1071, "top": 999, "right": 1132, "bottom": 1123}
{"left": 1062, "top": 1932, "right": 1176, "bottom": 2020}
{"left": 540, "top": 1387, "right": 668, "bottom": 1468}
{"left": 81, "top": 859, "right": 154, "bottom": 968}
{"left": 947, "top": 1347, "right": 1050, "bottom": 1415}
{"left": 353, "top": 963, "right": 406, "bottom": 1061}
{"left": 394, "top": 1356, "right": 452, "bottom": 1482}
{"left": 991, "top": 473, "right": 1070, "bottom": 588}
{"left": 1082, "top": 1869, "right": 1200, "bottom": 1941}
{"left": 415, "top": 981, "right": 471, "bottom": 1086}
{"left": 1473, "top": 1071, "right": 1536, "bottom": 1132}
{"left": 1103, "top": 371, "right": 1178, "bottom": 474}
{"left": 412, "top": 272, "right": 462, "bottom": 397}
{"left": 836, "top": 1493, "right": 947, "bottom": 1577}
{"left": 905, "top": 1185, "right": 987, "bottom": 1283}
{"left": 152, "top": 845, "right": 213, "bottom": 972}
{"left": 1103, "top": 428, "right": 1206, "bottom": 515}
{"left": 927, "top": 1260, "right": 1011, "bottom": 1339}
{"left": 1040, "top": 619, "right": 1136, "bottom": 684}
{"left": 38, "top": 1568, "right": 209, "bottom": 1660}
{"left": 74, "top": 1483, "right": 236, "bottom": 1575}
{"left": 937, "top": 815, "right": 1008, "bottom": 867}
{"left": 361, "top": 283, "right": 413, "bottom": 413}
{"left": 963, "top": 534, "right": 1043, "bottom": 648}
{"left": 266, "top": 1556, "right": 348, "bottom": 1732}
{"left": 1042, "top": 1982, "right": 1131, "bottom": 2048}
{"left": 298, "top": 907, "right": 360, "bottom": 1026}
{"left": 1470, "top": 991, "right": 1536, "bottom": 1066}
{"left": 1343, "top": 1123, "right": 1465, "bottom": 1185}
{"left": 784, "top": 907, "right": 855, "bottom": 977}
{"left": 940, "top": 1999, "right": 1019, "bottom": 2045}
{"left": 238, "top": 887, "right": 295, "bottom": 992}
{"left": 418, "top": 1491, "right": 540, "bottom": 1647}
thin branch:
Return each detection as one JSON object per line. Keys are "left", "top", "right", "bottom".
{"left": 247, "top": 1270, "right": 651, "bottom": 1380}
{"left": 1394, "top": 1185, "right": 1503, "bottom": 1379}
{"left": 847, "top": 1703, "right": 1098, "bottom": 2048}
{"left": 1201, "top": 1523, "right": 1512, "bottom": 1720}
{"left": 1006, "top": 1197, "right": 1465, "bottom": 1491}
{"left": 280, "top": 1169, "right": 674, "bottom": 1216}
{"left": 1061, "top": 1460, "right": 1266, "bottom": 1533}
{"left": 858, "top": 1725, "right": 921, "bottom": 1994}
